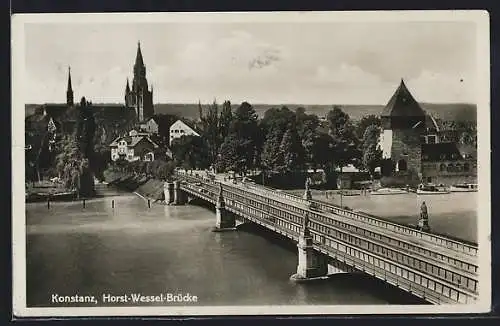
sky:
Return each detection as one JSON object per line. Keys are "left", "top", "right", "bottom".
{"left": 23, "top": 19, "right": 478, "bottom": 105}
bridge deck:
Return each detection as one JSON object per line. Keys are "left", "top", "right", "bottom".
{"left": 226, "top": 181, "right": 477, "bottom": 269}
{"left": 175, "top": 171, "right": 479, "bottom": 305}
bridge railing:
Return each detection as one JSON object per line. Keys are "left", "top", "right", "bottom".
{"left": 312, "top": 200, "right": 478, "bottom": 257}
{"left": 240, "top": 180, "right": 477, "bottom": 257}
{"left": 175, "top": 170, "right": 478, "bottom": 257}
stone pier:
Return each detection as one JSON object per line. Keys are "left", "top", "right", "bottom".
{"left": 164, "top": 181, "right": 174, "bottom": 205}
{"left": 290, "top": 212, "right": 328, "bottom": 281}
{"left": 213, "top": 184, "right": 236, "bottom": 232}
{"left": 173, "top": 180, "right": 187, "bottom": 205}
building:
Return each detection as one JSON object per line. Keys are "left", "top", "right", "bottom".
{"left": 139, "top": 117, "right": 159, "bottom": 134}
{"left": 421, "top": 143, "right": 477, "bottom": 185}
{"left": 379, "top": 79, "right": 429, "bottom": 174}
{"left": 109, "top": 134, "right": 160, "bottom": 162}
{"left": 378, "top": 79, "right": 476, "bottom": 185}
{"left": 335, "top": 165, "right": 371, "bottom": 189}
{"left": 169, "top": 119, "right": 201, "bottom": 146}
{"left": 124, "top": 42, "right": 154, "bottom": 122}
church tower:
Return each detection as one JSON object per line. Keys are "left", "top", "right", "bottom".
{"left": 66, "top": 66, "right": 74, "bottom": 107}
{"left": 379, "top": 79, "right": 427, "bottom": 175}
{"left": 125, "top": 42, "right": 154, "bottom": 121}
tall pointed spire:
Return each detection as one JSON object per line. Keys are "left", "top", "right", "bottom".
{"left": 135, "top": 41, "right": 144, "bottom": 67}
{"left": 125, "top": 78, "right": 130, "bottom": 92}
{"left": 66, "top": 66, "right": 74, "bottom": 107}
{"left": 67, "top": 66, "right": 73, "bottom": 91}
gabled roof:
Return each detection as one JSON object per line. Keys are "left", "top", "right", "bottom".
{"left": 139, "top": 116, "right": 160, "bottom": 125}
{"left": 421, "top": 142, "right": 462, "bottom": 162}
{"left": 382, "top": 79, "right": 426, "bottom": 117}
{"left": 170, "top": 119, "right": 202, "bottom": 134}
{"left": 109, "top": 135, "right": 159, "bottom": 148}
{"left": 425, "top": 114, "right": 440, "bottom": 132}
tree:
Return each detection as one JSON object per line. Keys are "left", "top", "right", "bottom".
{"left": 356, "top": 114, "right": 381, "bottom": 140}
{"left": 218, "top": 102, "right": 260, "bottom": 174}
{"left": 260, "top": 127, "right": 284, "bottom": 173}
{"left": 326, "top": 106, "right": 359, "bottom": 169}
{"left": 217, "top": 134, "right": 245, "bottom": 173}
{"left": 53, "top": 133, "right": 94, "bottom": 197}
{"left": 199, "top": 100, "right": 220, "bottom": 165}
{"left": 300, "top": 117, "right": 320, "bottom": 168}
{"left": 310, "top": 132, "right": 334, "bottom": 171}
{"left": 219, "top": 100, "right": 233, "bottom": 141}
{"left": 171, "top": 135, "right": 210, "bottom": 170}
{"left": 76, "top": 97, "right": 96, "bottom": 160}
{"left": 277, "top": 128, "right": 304, "bottom": 174}
{"left": 361, "top": 125, "right": 382, "bottom": 178}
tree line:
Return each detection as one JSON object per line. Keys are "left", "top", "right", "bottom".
{"left": 171, "top": 101, "right": 384, "bottom": 179}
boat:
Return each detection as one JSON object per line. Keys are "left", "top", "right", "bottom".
{"left": 416, "top": 184, "right": 450, "bottom": 195}
{"left": 370, "top": 187, "right": 408, "bottom": 195}
{"left": 450, "top": 183, "right": 478, "bottom": 192}
{"left": 50, "top": 191, "right": 77, "bottom": 201}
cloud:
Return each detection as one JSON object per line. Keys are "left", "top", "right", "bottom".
{"left": 406, "top": 70, "right": 475, "bottom": 103}
{"left": 23, "top": 22, "right": 477, "bottom": 105}
{"left": 312, "top": 63, "right": 383, "bottom": 87}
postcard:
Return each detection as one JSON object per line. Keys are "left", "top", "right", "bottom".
{"left": 12, "top": 10, "right": 491, "bottom": 317}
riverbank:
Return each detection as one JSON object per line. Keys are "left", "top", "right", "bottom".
{"left": 103, "top": 169, "right": 165, "bottom": 201}
{"left": 25, "top": 180, "right": 77, "bottom": 203}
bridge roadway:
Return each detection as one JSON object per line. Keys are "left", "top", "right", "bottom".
{"left": 173, "top": 171, "right": 479, "bottom": 305}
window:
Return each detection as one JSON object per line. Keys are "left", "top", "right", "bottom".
{"left": 427, "top": 135, "right": 437, "bottom": 144}
{"left": 440, "top": 163, "right": 447, "bottom": 172}
{"left": 464, "top": 163, "right": 470, "bottom": 172}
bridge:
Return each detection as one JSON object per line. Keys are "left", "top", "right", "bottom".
{"left": 166, "top": 170, "right": 479, "bottom": 305}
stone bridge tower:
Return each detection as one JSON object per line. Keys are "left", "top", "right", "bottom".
{"left": 379, "top": 79, "right": 427, "bottom": 176}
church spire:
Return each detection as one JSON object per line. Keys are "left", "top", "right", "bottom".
{"left": 135, "top": 41, "right": 144, "bottom": 68}
{"left": 125, "top": 78, "right": 130, "bottom": 93}
{"left": 66, "top": 66, "right": 74, "bottom": 107}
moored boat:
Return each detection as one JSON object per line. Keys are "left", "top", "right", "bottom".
{"left": 370, "top": 187, "right": 408, "bottom": 195}
{"left": 416, "top": 184, "right": 450, "bottom": 195}
{"left": 450, "top": 183, "right": 478, "bottom": 192}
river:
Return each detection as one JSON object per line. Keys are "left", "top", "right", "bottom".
{"left": 26, "top": 187, "right": 437, "bottom": 307}
{"left": 286, "top": 189, "right": 478, "bottom": 243}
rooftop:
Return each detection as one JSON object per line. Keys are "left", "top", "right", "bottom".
{"left": 382, "top": 79, "right": 426, "bottom": 118}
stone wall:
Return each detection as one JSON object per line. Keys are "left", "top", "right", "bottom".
{"left": 390, "top": 129, "right": 423, "bottom": 174}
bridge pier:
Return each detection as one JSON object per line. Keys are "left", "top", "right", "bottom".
{"left": 290, "top": 212, "right": 328, "bottom": 281}
{"left": 290, "top": 233, "right": 328, "bottom": 281}
{"left": 173, "top": 181, "right": 187, "bottom": 205}
{"left": 213, "top": 184, "right": 236, "bottom": 232}
{"left": 164, "top": 182, "right": 174, "bottom": 205}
